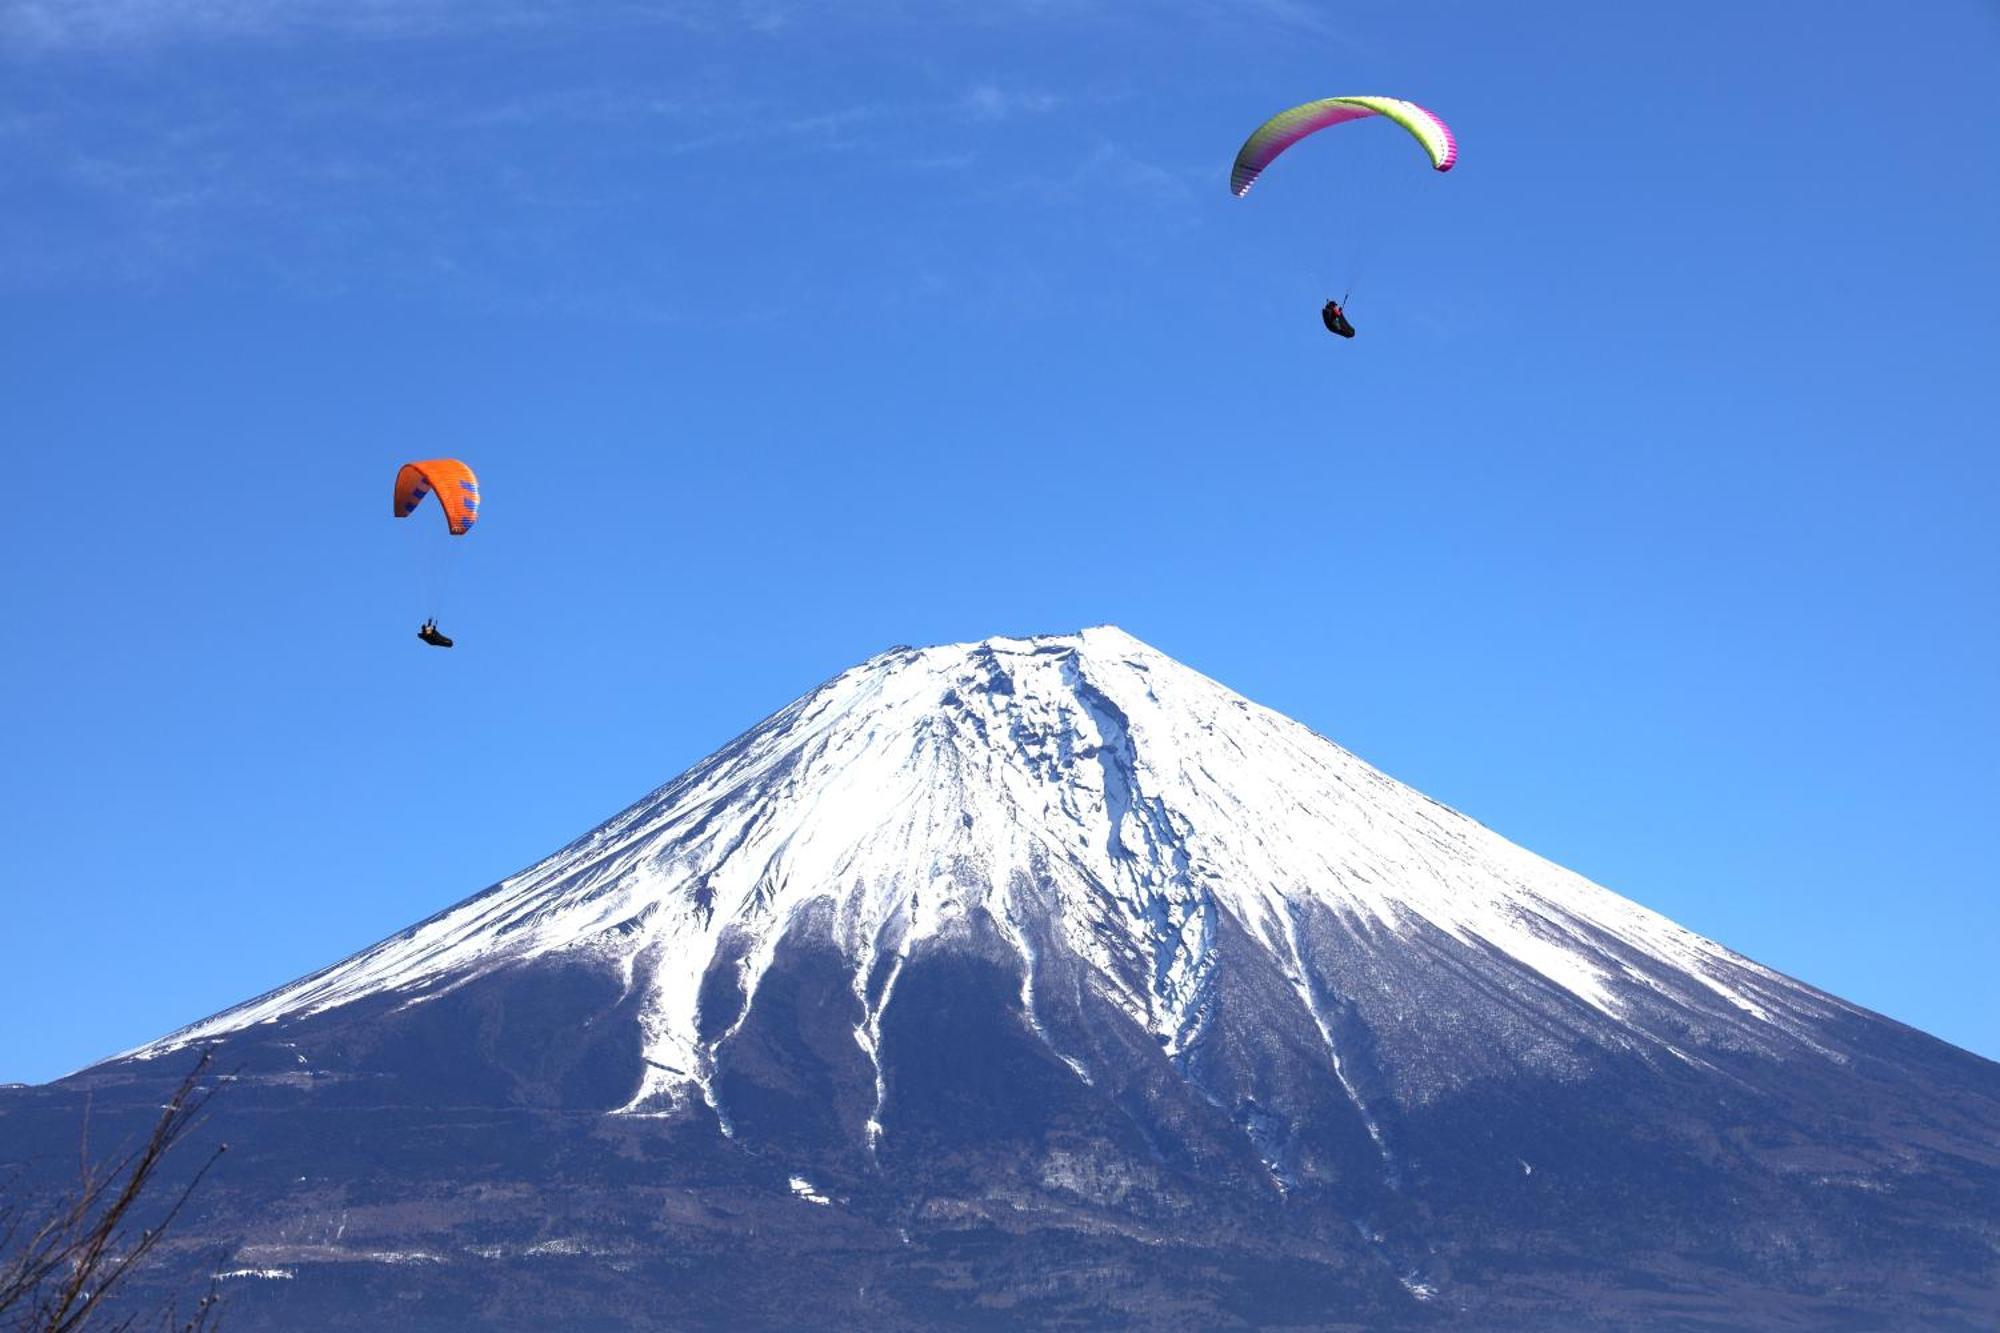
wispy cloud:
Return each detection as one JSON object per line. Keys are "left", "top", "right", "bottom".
{"left": 1210, "top": 0, "right": 1341, "bottom": 41}
{"left": 0, "top": 0, "right": 733, "bottom": 53}
{"left": 2, "top": 0, "right": 1349, "bottom": 54}
{"left": 4, "top": 0, "right": 454, "bottom": 50}
{"left": 1001, "top": 139, "right": 1204, "bottom": 212}
{"left": 960, "top": 82, "right": 1062, "bottom": 122}
{"left": 0, "top": 0, "right": 1265, "bottom": 319}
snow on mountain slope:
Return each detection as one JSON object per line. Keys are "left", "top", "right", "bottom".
{"left": 130, "top": 626, "right": 1855, "bottom": 1123}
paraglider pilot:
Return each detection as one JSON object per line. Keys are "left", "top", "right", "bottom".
{"left": 417, "top": 619, "right": 454, "bottom": 649}
{"left": 1322, "top": 299, "right": 1356, "bottom": 339}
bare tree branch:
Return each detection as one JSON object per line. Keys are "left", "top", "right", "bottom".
{"left": 0, "top": 1053, "right": 226, "bottom": 1333}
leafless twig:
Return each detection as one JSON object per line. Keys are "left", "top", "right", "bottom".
{"left": 0, "top": 1052, "right": 226, "bottom": 1333}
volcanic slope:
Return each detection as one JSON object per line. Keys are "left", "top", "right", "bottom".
{"left": 12, "top": 627, "right": 1998, "bottom": 1331}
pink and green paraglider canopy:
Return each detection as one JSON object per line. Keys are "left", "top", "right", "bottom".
{"left": 1230, "top": 96, "right": 1457, "bottom": 197}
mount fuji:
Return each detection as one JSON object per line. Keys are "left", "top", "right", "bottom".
{"left": 5, "top": 627, "right": 1996, "bottom": 1329}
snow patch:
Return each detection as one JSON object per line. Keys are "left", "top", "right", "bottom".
{"left": 1399, "top": 1274, "right": 1439, "bottom": 1302}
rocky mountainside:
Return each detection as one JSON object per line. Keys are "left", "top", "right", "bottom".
{"left": 5, "top": 627, "right": 1997, "bottom": 1329}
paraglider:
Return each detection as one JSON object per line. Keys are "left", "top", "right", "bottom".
{"left": 393, "top": 459, "right": 479, "bottom": 647}
{"left": 394, "top": 459, "right": 480, "bottom": 535}
{"left": 1229, "top": 96, "right": 1456, "bottom": 198}
{"left": 1230, "top": 96, "right": 1456, "bottom": 339}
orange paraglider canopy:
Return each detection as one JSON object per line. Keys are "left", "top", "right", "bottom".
{"left": 393, "top": 460, "right": 480, "bottom": 535}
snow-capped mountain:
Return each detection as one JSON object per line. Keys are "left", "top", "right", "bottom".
{"left": 134, "top": 627, "right": 1847, "bottom": 1115}
{"left": 9, "top": 628, "right": 1998, "bottom": 1330}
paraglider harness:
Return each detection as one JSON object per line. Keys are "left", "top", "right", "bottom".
{"left": 417, "top": 619, "right": 454, "bottom": 649}
{"left": 1322, "top": 298, "right": 1356, "bottom": 339}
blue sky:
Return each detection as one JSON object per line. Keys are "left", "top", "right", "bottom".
{"left": 2, "top": 0, "right": 1995, "bottom": 1084}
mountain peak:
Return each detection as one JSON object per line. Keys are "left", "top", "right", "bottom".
{"left": 867, "top": 624, "right": 1168, "bottom": 676}
{"left": 854, "top": 623, "right": 1169, "bottom": 683}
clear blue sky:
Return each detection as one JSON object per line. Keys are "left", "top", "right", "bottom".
{"left": 2, "top": 1, "right": 1995, "bottom": 1085}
